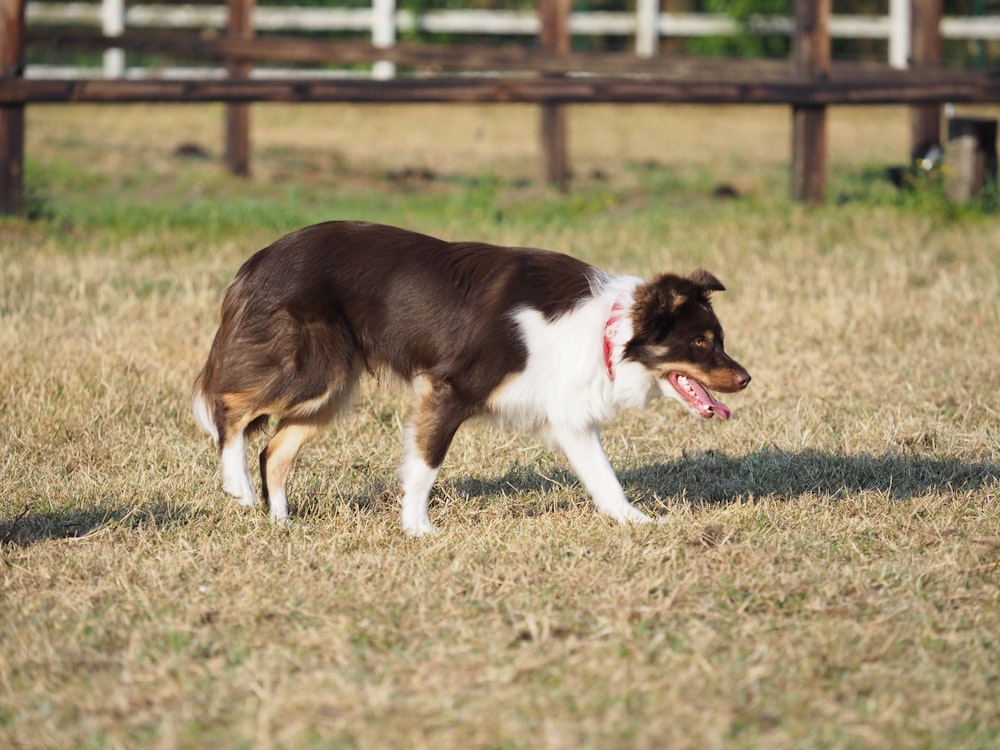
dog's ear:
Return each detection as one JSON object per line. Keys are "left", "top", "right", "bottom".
{"left": 629, "top": 274, "right": 703, "bottom": 354}
{"left": 638, "top": 274, "right": 690, "bottom": 316}
{"left": 627, "top": 275, "right": 694, "bottom": 356}
{"left": 689, "top": 268, "right": 725, "bottom": 293}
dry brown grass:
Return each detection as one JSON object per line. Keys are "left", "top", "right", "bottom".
{"left": 2, "top": 103, "right": 999, "bottom": 749}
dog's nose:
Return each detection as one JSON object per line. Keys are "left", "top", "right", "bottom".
{"left": 735, "top": 370, "right": 751, "bottom": 389}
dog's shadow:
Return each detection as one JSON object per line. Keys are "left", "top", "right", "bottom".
{"left": 0, "top": 501, "right": 191, "bottom": 547}
{"left": 6, "top": 450, "right": 995, "bottom": 545}
{"left": 451, "top": 448, "right": 1000, "bottom": 510}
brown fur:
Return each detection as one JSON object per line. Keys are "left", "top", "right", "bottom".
{"left": 194, "top": 221, "right": 599, "bottom": 511}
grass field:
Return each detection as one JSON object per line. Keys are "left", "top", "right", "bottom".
{"left": 3, "top": 102, "right": 1000, "bottom": 749}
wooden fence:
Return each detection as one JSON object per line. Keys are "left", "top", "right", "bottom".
{"left": 2, "top": 0, "right": 1000, "bottom": 213}
{"left": 23, "top": 0, "right": 1000, "bottom": 78}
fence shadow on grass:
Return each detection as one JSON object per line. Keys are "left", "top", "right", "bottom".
{"left": 0, "top": 500, "right": 191, "bottom": 547}
{"left": 451, "top": 448, "right": 1000, "bottom": 513}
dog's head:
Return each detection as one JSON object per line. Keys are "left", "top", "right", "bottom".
{"left": 624, "top": 269, "right": 750, "bottom": 419}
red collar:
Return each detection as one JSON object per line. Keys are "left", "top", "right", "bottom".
{"left": 603, "top": 299, "right": 626, "bottom": 382}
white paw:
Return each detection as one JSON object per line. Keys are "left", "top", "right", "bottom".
{"left": 223, "top": 480, "right": 258, "bottom": 507}
{"left": 271, "top": 514, "right": 297, "bottom": 530}
{"left": 611, "top": 505, "right": 652, "bottom": 525}
{"left": 402, "top": 515, "right": 440, "bottom": 538}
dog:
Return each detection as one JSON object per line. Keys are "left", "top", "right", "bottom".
{"left": 191, "top": 221, "right": 750, "bottom": 535}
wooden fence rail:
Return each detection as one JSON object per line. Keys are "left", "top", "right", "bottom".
{"left": 24, "top": 0, "right": 1000, "bottom": 78}
{"left": 2, "top": 0, "right": 999, "bottom": 213}
{"left": 23, "top": 28, "right": 1000, "bottom": 84}
{"left": 4, "top": 69, "right": 998, "bottom": 107}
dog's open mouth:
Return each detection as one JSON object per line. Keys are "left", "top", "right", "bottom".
{"left": 668, "top": 372, "right": 731, "bottom": 420}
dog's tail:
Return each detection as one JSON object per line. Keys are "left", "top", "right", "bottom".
{"left": 191, "top": 371, "right": 219, "bottom": 443}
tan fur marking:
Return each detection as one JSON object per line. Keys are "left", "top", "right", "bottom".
{"left": 285, "top": 390, "right": 337, "bottom": 419}
{"left": 265, "top": 422, "right": 323, "bottom": 496}
{"left": 484, "top": 371, "right": 522, "bottom": 414}
{"left": 221, "top": 390, "right": 264, "bottom": 417}
{"left": 411, "top": 387, "right": 441, "bottom": 466}
{"left": 656, "top": 362, "right": 748, "bottom": 393}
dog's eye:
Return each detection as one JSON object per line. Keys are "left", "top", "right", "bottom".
{"left": 692, "top": 337, "right": 709, "bottom": 349}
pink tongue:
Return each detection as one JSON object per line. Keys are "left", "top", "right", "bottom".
{"left": 706, "top": 398, "right": 731, "bottom": 420}
{"left": 683, "top": 377, "right": 731, "bottom": 420}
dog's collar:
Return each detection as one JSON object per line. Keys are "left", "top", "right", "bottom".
{"left": 603, "top": 298, "right": 627, "bottom": 382}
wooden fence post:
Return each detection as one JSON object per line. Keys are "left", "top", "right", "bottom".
{"left": 0, "top": 0, "right": 24, "bottom": 215}
{"left": 791, "top": 0, "right": 830, "bottom": 204}
{"left": 909, "top": 0, "right": 942, "bottom": 160}
{"left": 538, "top": 0, "right": 570, "bottom": 191}
{"left": 225, "top": 0, "right": 253, "bottom": 177}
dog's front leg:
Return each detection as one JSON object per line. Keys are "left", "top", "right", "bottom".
{"left": 399, "top": 438, "right": 442, "bottom": 537}
{"left": 398, "top": 379, "right": 467, "bottom": 537}
{"left": 550, "top": 426, "right": 651, "bottom": 525}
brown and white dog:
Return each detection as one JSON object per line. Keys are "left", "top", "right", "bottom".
{"left": 192, "top": 221, "right": 750, "bottom": 535}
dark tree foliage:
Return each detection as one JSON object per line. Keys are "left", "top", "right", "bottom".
{"left": 684, "top": 0, "right": 791, "bottom": 59}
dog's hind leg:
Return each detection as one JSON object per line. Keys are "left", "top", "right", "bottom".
{"left": 261, "top": 363, "right": 361, "bottom": 522}
{"left": 261, "top": 420, "right": 323, "bottom": 522}
{"left": 192, "top": 374, "right": 259, "bottom": 507}
{"left": 221, "top": 423, "right": 259, "bottom": 508}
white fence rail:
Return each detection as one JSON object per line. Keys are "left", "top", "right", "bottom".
{"left": 26, "top": 1, "right": 1000, "bottom": 79}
